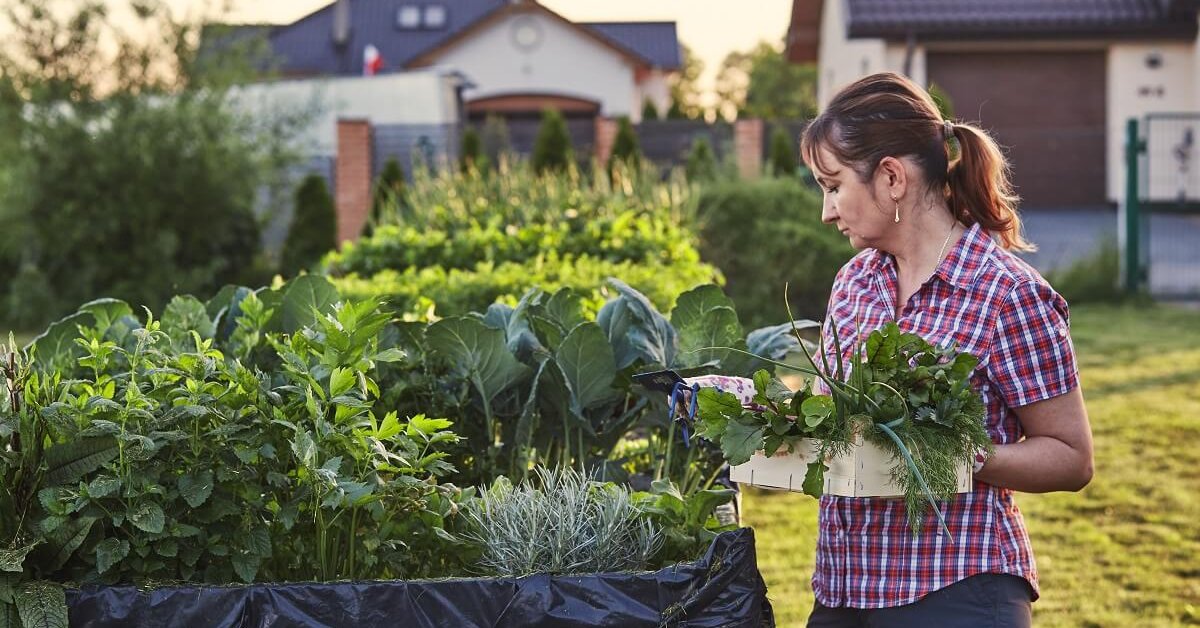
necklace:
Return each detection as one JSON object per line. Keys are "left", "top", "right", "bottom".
{"left": 932, "top": 222, "right": 958, "bottom": 279}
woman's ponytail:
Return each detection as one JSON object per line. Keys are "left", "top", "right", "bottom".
{"left": 947, "top": 124, "right": 1034, "bottom": 252}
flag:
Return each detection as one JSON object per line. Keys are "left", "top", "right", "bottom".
{"left": 363, "top": 44, "right": 383, "bottom": 76}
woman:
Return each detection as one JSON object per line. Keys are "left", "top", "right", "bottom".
{"left": 689, "top": 72, "right": 1094, "bottom": 627}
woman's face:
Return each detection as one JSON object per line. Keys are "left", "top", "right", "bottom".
{"left": 810, "top": 145, "right": 895, "bottom": 250}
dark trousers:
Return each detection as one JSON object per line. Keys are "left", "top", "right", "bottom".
{"left": 807, "top": 573, "right": 1034, "bottom": 628}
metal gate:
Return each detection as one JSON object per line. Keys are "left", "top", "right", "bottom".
{"left": 1123, "top": 114, "right": 1200, "bottom": 299}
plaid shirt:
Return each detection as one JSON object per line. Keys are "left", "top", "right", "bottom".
{"left": 692, "top": 222, "right": 1079, "bottom": 609}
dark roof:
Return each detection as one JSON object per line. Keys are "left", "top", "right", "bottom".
{"left": 269, "top": 0, "right": 510, "bottom": 76}
{"left": 845, "top": 0, "right": 1200, "bottom": 40}
{"left": 244, "top": 1, "right": 679, "bottom": 77}
{"left": 581, "top": 22, "right": 681, "bottom": 70}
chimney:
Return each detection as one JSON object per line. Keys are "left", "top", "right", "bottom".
{"left": 333, "top": 0, "right": 351, "bottom": 47}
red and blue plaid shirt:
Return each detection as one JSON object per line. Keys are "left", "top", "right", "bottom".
{"left": 693, "top": 222, "right": 1079, "bottom": 609}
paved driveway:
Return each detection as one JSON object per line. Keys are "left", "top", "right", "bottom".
{"left": 1017, "top": 206, "right": 1200, "bottom": 299}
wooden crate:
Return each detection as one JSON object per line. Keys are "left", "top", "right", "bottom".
{"left": 729, "top": 437, "right": 971, "bottom": 498}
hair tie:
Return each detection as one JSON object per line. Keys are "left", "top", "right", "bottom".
{"left": 943, "top": 120, "right": 955, "bottom": 141}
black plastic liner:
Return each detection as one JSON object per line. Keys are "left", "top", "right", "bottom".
{"left": 67, "top": 527, "right": 774, "bottom": 627}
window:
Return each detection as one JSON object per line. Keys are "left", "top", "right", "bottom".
{"left": 424, "top": 5, "right": 447, "bottom": 29}
{"left": 397, "top": 5, "right": 421, "bottom": 30}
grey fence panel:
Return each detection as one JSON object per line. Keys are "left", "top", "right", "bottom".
{"left": 1140, "top": 114, "right": 1200, "bottom": 299}
{"left": 635, "top": 120, "right": 733, "bottom": 168}
{"left": 373, "top": 123, "right": 459, "bottom": 178}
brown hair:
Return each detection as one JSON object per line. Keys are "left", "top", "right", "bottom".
{"left": 800, "top": 72, "right": 1033, "bottom": 251}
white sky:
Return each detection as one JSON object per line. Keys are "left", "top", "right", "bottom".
{"left": 164, "top": 0, "right": 794, "bottom": 107}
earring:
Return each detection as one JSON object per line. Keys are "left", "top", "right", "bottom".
{"left": 892, "top": 196, "right": 900, "bottom": 223}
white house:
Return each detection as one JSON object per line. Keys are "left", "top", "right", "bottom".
{"left": 785, "top": 0, "right": 1200, "bottom": 208}
{"left": 251, "top": 0, "right": 681, "bottom": 125}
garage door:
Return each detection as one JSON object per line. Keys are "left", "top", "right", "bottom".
{"left": 927, "top": 51, "right": 1107, "bottom": 208}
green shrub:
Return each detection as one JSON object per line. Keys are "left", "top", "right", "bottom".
{"left": 641, "top": 99, "right": 660, "bottom": 121}
{"left": 666, "top": 100, "right": 687, "bottom": 120}
{"left": 768, "top": 126, "right": 798, "bottom": 177}
{"left": 608, "top": 116, "right": 641, "bottom": 176}
{"left": 1, "top": 95, "right": 275, "bottom": 327}
{"left": 365, "top": 158, "right": 406, "bottom": 238}
{"left": 1046, "top": 237, "right": 1125, "bottom": 305}
{"left": 928, "top": 82, "right": 955, "bottom": 119}
{"left": 281, "top": 174, "right": 337, "bottom": 275}
{"left": 481, "top": 114, "right": 511, "bottom": 164}
{"left": 460, "top": 127, "right": 483, "bottom": 173}
{"left": 531, "top": 108, "right": 573, "bottom": 174}
{"left": 695, "top": 178, "right": 854, "bottom": 327}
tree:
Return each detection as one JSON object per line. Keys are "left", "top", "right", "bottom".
{"left": 531, "top": 108, "right": 573, "bottom": 174}
{"left": 667, "top": 43, "right": 705, "bottom": 120}
{"left": 282, "top": 175, "right": 337, "bottom": 275}
{"left": 641, "top": 98, "right": 660, "bottom": 121}
{"left": 607, "top": 116, "right": 641, "bottom": 176}
{"left": 714, "top": 49, "right": 752, "bottom": 122}
{"left": 685, "top": 136, "right": 718, "bottom": 182}
{"left": 715, "top": 40, "right": 818, "bottom": 122}
{"left": 768, "top": 126, "right": 798, "bottom": 176}
{"left": 481, "top": 114, "right": 511, "bottom": 164}
{"left": 364, "top": 158, "right": 405, "bottom": 237}
{"left": 0, "top": 0, "right": 300, "bottom": 327}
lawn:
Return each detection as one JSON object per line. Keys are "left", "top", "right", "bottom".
{"left": 743, "top": 303, "right": 1200, "bottom": 627}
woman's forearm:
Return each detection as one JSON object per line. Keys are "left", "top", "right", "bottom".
{"left": 974, "top": 436, "right": 1093, "bottom": 493}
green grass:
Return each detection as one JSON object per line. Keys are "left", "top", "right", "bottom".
{"left": 744, "top": 303, "right": 1200, "bottom": 627}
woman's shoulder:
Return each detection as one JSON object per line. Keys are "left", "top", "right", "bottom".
{"left": 977, "top": 240, "right": 1064, "bottom": 303}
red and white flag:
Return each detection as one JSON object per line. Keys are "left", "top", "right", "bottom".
{"left": 363, "top": 44, "right": 383, "bottom": 76}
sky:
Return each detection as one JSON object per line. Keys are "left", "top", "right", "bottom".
{"left": 167, "top": 0, "right": 794, "bottom": 106}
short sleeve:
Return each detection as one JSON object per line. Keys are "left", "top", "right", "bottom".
{"left": 987, "top": 280, "right": 1080, "bottom": 408}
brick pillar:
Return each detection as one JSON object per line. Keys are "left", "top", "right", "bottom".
{"left": 594, "top": 116, "right": 618, "bottom": 165}
{"left": 335, "top": 119, "right": 373, "bottom": 245}
{"left": 734, "top": 118, "right": 764, "bottom": 180}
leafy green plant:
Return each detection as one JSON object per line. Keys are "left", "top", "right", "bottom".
{"left": 383, "top": 279, "right": 800, "bottom": 496}
{"left": 0, "top": 275, "right": 476, "bottom": 612}
{"left": 463, "top": 466, "right": 661, "bottom": 576}
{"left": 634, "top": 479, "right": 738, "bottom": 567}
{"left": 328, "top": 211, "right": 701, "bottom": 278}
{"left": 696, "top": 320, "right": 992, "bottom": 534}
